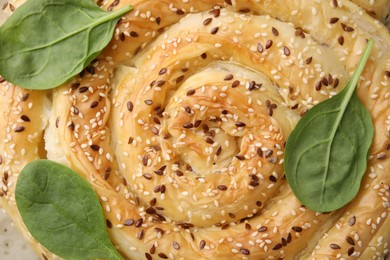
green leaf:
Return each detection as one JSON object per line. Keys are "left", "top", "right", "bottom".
{"left": 0, "top": 0, "right": 132, "bottom": 90}
{"left": 15, "top": 160, "right": 123, "bottom": 260}
{"left": 285, "top": 39, "right": 375, "bottom": 213}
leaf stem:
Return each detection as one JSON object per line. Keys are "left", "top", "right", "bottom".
{"left": 344, "top": 39, "right": 374, "bottom": 100}
{"left": 103, "top": 5, "right": 133, "bottom": 20}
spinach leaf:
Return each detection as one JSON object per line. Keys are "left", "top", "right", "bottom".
{"left": 0, "top": 0, "right": 132, "bottom": 90}
{"left": 285, "top": 39, "right": 375, "bottom": 213}
{"left": 16, "top": 160, "right": 123, "bottom": 260}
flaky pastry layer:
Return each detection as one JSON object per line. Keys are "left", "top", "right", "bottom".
{"left": 1, "top": 0, "right": 389, "bottom": 259}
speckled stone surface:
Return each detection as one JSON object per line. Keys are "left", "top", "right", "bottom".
{"left": 0, "top": 210, "right": 38, "bottom": 259}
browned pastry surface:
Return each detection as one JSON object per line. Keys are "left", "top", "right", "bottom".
{"left": 0, "top": 0, "right": 389, "bottom": 259}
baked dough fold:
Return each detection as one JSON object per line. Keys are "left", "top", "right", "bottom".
{"left": 0, "top": 0, "right": 389, "bottom": 259}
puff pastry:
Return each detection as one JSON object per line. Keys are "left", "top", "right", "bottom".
{"left": 0, "top": 0, "right": 389, "bottom": 259}
{"left": 352, "top": 0, "right": 390, "bottom": 21}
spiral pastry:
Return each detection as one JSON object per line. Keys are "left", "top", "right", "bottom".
{"left": 1, "top": 0, "right": 389, "bottom": 259}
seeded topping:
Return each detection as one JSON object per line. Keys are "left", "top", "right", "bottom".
{"left": 329, "top": 17, "right": 339, "bottom": 24}
{"left": 21, "top": 115, "right": 30, "bottom": 122}
{"left": 272, "top": 243, "right": 283, "bottom": 250}
{"left": 338, "top": 36, "right": 344, "bottom": 45}
{"left": 14, "top": 126, "right": 25, "bottom": 132}
{"left": 203, "top": 17, "right": 212, "bottom": 25}
{"left": 265, "top": 40, "right": 273, "bottom": 49}
{"left": 271, "top": 27, "right": 279, "bottom": 36}
{"left": 330, "top": 243, "right": 341, "bottom": 250}
{"left": 217, "top": 185, "right": 228, "bottom": 190}
{"left": 211, "top": 27, "right": 219, "bottom": 34}
{"left": 292, "top": 226, "right": 303, "bottom": 232}
{"left": 187, "top": 89, "right": 196, "bottom": 96}
{"left": 283, "top": 46, "right": 290, "bottom": 56}
{"left": 199, "top": 240, "right": 206, "bottom": 249}
{"left": 3, "top": 2, "right": 385, "bottom": 259}
{"left": 127, "top": 102, "right": 134, "bottom": 112}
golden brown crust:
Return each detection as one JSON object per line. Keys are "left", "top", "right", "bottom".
{"left": 0, "top": 0, "right": 389, "bottom": 259}
{"left": 0, "top": 81, "right": 56, "bottom": 259}
{"left": 351, "top": 0, "right": 390, "bottom": 21}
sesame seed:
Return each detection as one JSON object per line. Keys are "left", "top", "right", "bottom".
{"left": 292, "top": 226, "right": 302, "bottom": 232}
{"left": 283, "top": 46, "right": 291, "bottom": 56}
{"left": 145, "top": 207, "right": 156, "bottom": 214}
{"left": 305, "top": 57, "right": 312, "bottom": 64}
{"left": 90, "top": 101, "right": 99, "bottom": 108}
{"left": 295, "top": 28, "right": 305, "bottom": 38}
{"left": 119, "top": 32, "right": 125, "bottom": 41}
{"left": 175, "top": 170, "right": 184, "bottom": 176}
{"left": 330, "top": 243, "right": 341, "bottom": 250}
{"left": 176, "top": 75, "right": 185, "bottom": 83}
{"left": 127, "top": 102, "right": 134, "bottom": 112}
{"left": 330, "top": 17, "right": 339, "bottom": 24}
{"left": 321, "top": 77, "right": 329, "bottom": 86}
{"left": 78, "top": 86, "right": 89, "bottom": 93}
{"left": 130, "top": 31, "right": 139, "bottom": 37}
{"left": 173, "top": 241, "right": 180, "bottom": 250}
{"left": 216, "top": 146, "right": 222, "bottom": 156}
{"left": 143, "top": 173, "right": 152, "bottom": 180}
{"left": 21, "top": 115, "right": 30, "bottom": 122}
{"left": 266, "top": 40, "right": 273, "bottom": 49}
{"left": 90, "top": 144, "right": 100, "bottom": 151}
{"left": 183, "top": 123, "right": 193, "bottom": 129}
{"left": 315, "top": 81, "right": 322, "bottom": 91}
{"left": 203, "top": 17, "right": 212, "bottom": 25}
{"left": 106, "top": 219, "right": 112, "bottom": 228}
{"left": 145, "top": 253, "right": 152, "bottom": 260}
{"left": 272, "top": 243, "right": 283, "bottom": 250}
{"left": 224, "top": 74, "right": 234, "bottom": 81}
{"left": 205, "top": 137, "right": 214, "bottom": 144}
{"left": 235, "top": 155, "right": 245, "bottom": 160}
{"left": 257, "top": 43, "right": 264, "bottom": 53}
{"left": 218, "top": 185, "right": 227, "bottom": 191}
{"left": 348, "top": 216, "right": 356, "bottom": 226}
{"left": 341, "top": 23, "right": 354, "bottom": 32}
{"left": 232, "top": 80, "right": 240, "bottom": 88}
{"left": 156, "top": 80, "right": 166, "bottom": 87}
{"left": 22, "top": 93, "right": 30, "bottom": 101}
{"left": 240, "top": 248, "right": 250, "bottom": 255}
{"left": 258, "top": 226, "right": 267, "bottom": 232}
{"left": 14, "top": 126, "right": 25, "bottom": 132}
{"left": 187, "top": 89, "right": 196, "bottom": 96}
{"left": 346, "top": 236, "right": 355, "bottom": 245}
{"left": 199, "top": 240, "right": 206, "bottom": 249}
{"left": 334, "top": 78, "right": 340, "bottom": 88}
{"left": 124, "top": 219, "right": 134, "bottom": 226}
{"left": 158, "top": 253, "right": 168, "bottom": 259}
{"left": 269, "top": 175, "right": 277, "bottom": 182}
{"left": 265, "top": 150, "right": 273, "bottom": 158}
{"left": 159, "top": 68, "right": 167, "bottom": 75}
{"left": 211, "top": 27, "right": 219, "bottom": 34}
{"left": 377, "top": 153, "right": 386, "bottom": 160}
{"left": 135, "top": 218, "right": 143, "bottom": 227}
{"left": 271, "top": 27, "right": 279, "bottom": 36}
